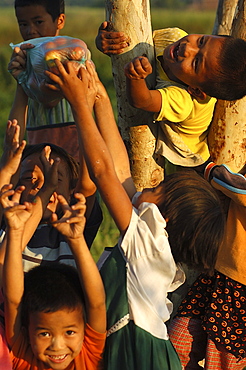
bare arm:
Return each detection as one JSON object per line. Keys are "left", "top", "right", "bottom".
{"left": 91, "top": 67, "right": 136, "bottom": 199}
{"left": 1, "top": 187, "right": 33, "bottom": 347}
{"left": 51, "top": 193, "right": 106, "bottom": 333}
{"left": 0, "top": 120, "right": 26, "bottom": 192}
{"left": 8, "top": 45, "right": 34, "bottom": 142}
{"left": 8, "top": 86, "right": 28, "bottom": 143}
{"left": 124, "top": 56, "right": 162, "bottom": 112}
{"left": 45, "top": 61, "right": 133, "bottom": 235}
{"left": 73, "top": 84, "right": 97, "bottom": 219}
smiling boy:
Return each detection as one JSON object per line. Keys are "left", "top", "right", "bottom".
{"left": 1, "top": 185, "right": 106, "bottom": 370}
{"left": 124, "top": 28, "right": 246, "bottom": 171}
{"left": 96, "top": 24, "right": 246, "bottom": 172}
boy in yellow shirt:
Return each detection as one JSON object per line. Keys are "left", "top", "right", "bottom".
{"left": 96, "top": 23, "right": 246, "bottom": 172}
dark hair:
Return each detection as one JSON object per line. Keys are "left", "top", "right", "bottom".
{"left": 160, "top": 171, "right": 225, "bottom": 273}
{"left": 200, "top": 36, "right": 246, "bottom": 101}
{"left": 15, "top": 0, "right": 65, "bottom": 21}
{"left": 21, "top": 263, "right": 85, "bottom": 329}
{"left": 21, "top": 143, "right": 79, "bottom": 190}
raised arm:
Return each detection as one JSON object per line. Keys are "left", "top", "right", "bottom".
{"left": 1, "top": 186, "right": 32, "bottom": 347}
{"left": 91, "top": 66, "right": 136, "bottom": 199}
{"left": 124, "top": 56, "right": 162, "bottom": 112}
{"left": 0, "top": 151, "right": 60, "bottom": 286}
{"left": 45, "top": 60, "right": 133, "bottom": 235}
{"left": 51, "top": 193, "right": 106, "bottom": 333}
{"left": 0, "top": 120, "right": 26, "bottom": 192}
{"left": 8, "top": 44, "right": 34, "bottom": 142}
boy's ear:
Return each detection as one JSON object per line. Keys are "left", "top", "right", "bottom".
{"left": 187, "top": 86, "right": 207, "bottom": 100}
{"left": 57, "top": 14, "right": 65, "bottom": 30}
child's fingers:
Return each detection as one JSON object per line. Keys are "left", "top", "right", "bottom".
{"left": 23, "top": 201, "right": 33, "bottom": 213}
{"left": 124, "top": 61, "right": 140, "bottom": 78}
{"left": 11, "top": 185, "right": 25, "bottom": 203}
{"left": 73, "top": 192, "right": 86, "bottom": 204}
{"left": 0, "top": 186, "right": 14, "bottom": 206}
{"left": 64, "top": 215, "right": 85, "bottom": 224}
{"left": 20, "top": 43, "right": 34, "bottom": 50}
{"left": 45, "top": 82, "right": 60, "bottom": 92}
{"left": 0, "top": 184, "right": 13, "bottom": 194}
{"left": 139, "top": 56, "right": 152, "bottom": 73}
{"left": 50, "top": 212, "right": 58, "bottom": 224}
{"left": 43, "top": 146, "right": 51, "bottom": 161}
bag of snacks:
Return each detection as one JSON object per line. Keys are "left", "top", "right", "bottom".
{"left": 10, "top": 36, "right": 92, "bottom": 107}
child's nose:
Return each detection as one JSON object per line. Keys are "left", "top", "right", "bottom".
{"left": 49, "top": 336, "right": 66, "bottom": 350}
{"left": 183, "top": 42, "right": 198, "bottom": 58}
{"left": 26, "top": 24, "right": 37, "bottom": 37}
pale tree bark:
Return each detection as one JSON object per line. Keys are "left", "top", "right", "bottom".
{"left": 105, "top": 0, "right": 164, "bottom": 191}
{"left": 209, "top": 0, "right": 246, "bottom": 172}
{"left": 212, "top": 0, "right": 238, "bottom": 35}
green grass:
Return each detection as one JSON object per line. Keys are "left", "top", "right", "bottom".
{"left": 0, "top": 6, "right": 217, "bottom": 261}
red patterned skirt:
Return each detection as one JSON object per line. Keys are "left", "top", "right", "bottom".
{"left": 176, "top": 271, "right": 246, "bottom": 359}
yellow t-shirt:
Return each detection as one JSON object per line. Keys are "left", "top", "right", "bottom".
{"left": 153, "top": 28, "right": 217, "bottom": 167}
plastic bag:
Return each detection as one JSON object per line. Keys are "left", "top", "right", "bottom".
{"left": 10, "top": 36, "right": 92, "bottom": 107}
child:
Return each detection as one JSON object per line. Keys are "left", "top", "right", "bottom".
{"left": 45, "top": 59, "right": 226, "bottom": 369}
{"left": 0, "top": 120, "right": 102, "bottom": 273}
{"left": 168, "top": 166, "right": 246, "bottom": 370}
{"left": 96, "top": 23, "right": 246, "bottom": 173}
{"left": 1, "top": 182, "right": 106, "bottom": 369}
{"left": 8, "top": 0, "right": 80, "bottom": 160}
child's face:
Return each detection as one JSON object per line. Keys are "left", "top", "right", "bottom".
{"left": 28, "top": 307, "right": 84, "bottom": 369}
{"left": 133, "top": 181, "right": 166, "bottom": 209}
{"left": 15, "top": 5, "right": 65, "bottom": 41}
{"left": 161, "top": 34, "right": 225, "bottom": 91}
{"left": 19, "top": 151, "right": 72, "bottom": 222}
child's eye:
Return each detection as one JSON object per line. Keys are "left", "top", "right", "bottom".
{"left": 66, "top": 330, "right": 75, "bottom": 336}
{"left": 194, "top": 57, "right": 199, "bottom": 71}
{"left": 199, "top": 36, "right": 205, "bottom": 46}
{"left": 39, "top": 332, "right": 50, "bottom": 337}
{"left": 35, "top": 20, "right": 44, "bottom": 25}
{"left": 22, "top": 176, "right": 36, "bottom": 182}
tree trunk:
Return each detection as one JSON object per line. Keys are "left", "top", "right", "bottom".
{"left": 209, "top": 0, "right": 246, "bottom": 172}
{"left": 105, "top": 0, "right": 164, "bottom": 191}
{"left": 212, "top": 0, "right": 238, "bottom": 35}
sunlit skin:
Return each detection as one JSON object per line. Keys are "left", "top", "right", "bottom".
{"left": 160, "top": 34, "right": 226, "bottom": 91}
{"left": 133, "top": 181, "right": 166, "bottom": 209}
{"left": 28, "top": 308, "right": 85, "bottom": 370}
{"left": 19, "top": 152, "right": 72, "bottom": 222}
{"left": 15, "top": 5, "right": 65, "bottom": 41}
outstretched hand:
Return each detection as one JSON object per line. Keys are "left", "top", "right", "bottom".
{"left": 0, "top": 120, "right": 26, "bottom": 179}
{"left": 50, "top": 193, "right": 86, "bottom": 240}
{"left": 45, "top": 59, "right": 96, "bottom": 109}
{"left": 0, "top": 184, "right": 32, "bottom": 231}
{"left": 39, "top": 145, "right": 60, "bottom": 193}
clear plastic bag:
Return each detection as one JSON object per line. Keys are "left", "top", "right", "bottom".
{"left": 10, "top": 36, "right": 92, "bottom": 107}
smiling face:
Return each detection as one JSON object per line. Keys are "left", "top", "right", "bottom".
{"left": 161, "top": 34, "right": 225, "bottom": 93}
{"left": 28, "top": 308, "right": 84, "bottom": 370}
{"left": 19, "top": 151, "right": 72, "bottom": 222}
{"left": 15, "top": 5, "right": 65, "bottom": 41}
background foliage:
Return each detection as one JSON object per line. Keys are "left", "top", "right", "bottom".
{"left": 0, "top": 6, "right": 217, "bottom": 260}
{"left": 0, "top": 0, "right": 202, "bottom": 8}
